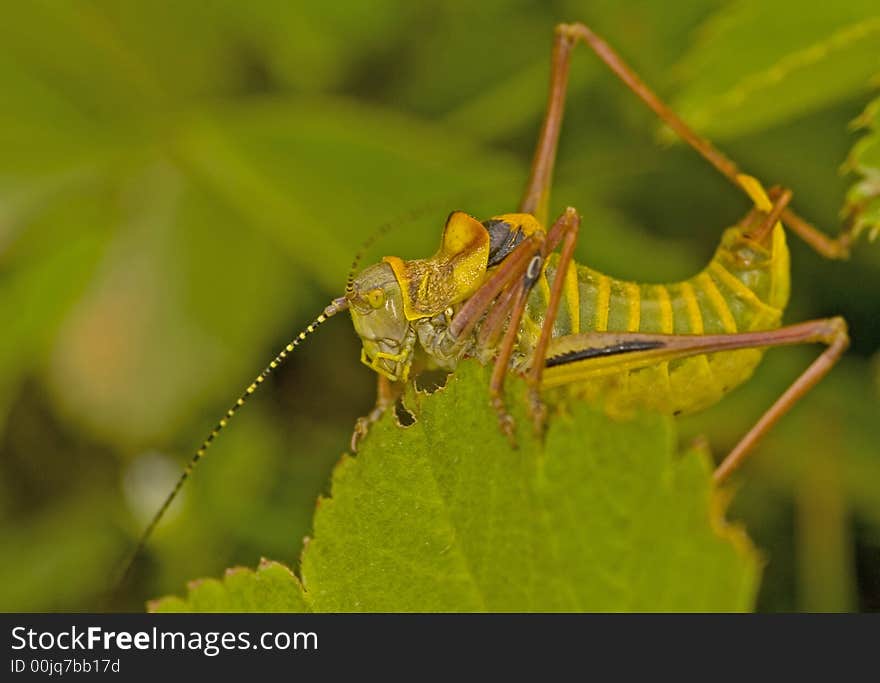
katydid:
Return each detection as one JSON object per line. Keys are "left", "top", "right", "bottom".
{"left": 119, "top": 22, "right": 868, "bottom": 588}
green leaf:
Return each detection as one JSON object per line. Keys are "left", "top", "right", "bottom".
{"left": 152, "top": 361, "right": 759, "bottom": 612}
{"left": 149, "top": 560, "right": 310, "bottom": 613}
{"left": 670, "top": 1, "right": 880, "bottom": 140}
{"left": 844, "top": 96, "right": 880, "bottom": 241}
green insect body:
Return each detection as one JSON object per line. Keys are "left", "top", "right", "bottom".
{"left": 523, "top": 221, "right": 791, "bottom": 417}
{"left": 347, "top": 207, "right": 791, "bottom": 421}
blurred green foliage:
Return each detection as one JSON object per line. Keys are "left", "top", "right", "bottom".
{"left": 0, "top": 1, "right": 877, "bottom": 612}
{"left": 845, "top": 95, "right": 880, "bottom": 241}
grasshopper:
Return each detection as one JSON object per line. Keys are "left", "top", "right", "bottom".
{"left": 121, "top": 23, "right": 864, "bottom": 584}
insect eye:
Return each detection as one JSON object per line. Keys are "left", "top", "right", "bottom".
{"left": 366, "top": 288, "right": 385, "bottom": 308}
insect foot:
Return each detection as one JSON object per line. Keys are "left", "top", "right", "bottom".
{"left": 528, "top": 389, "right": 549, "bottom": 437}
{"left": 350, "top": 416, "right": 370, "bottom": 453}
{"left": 350, "top": 403, "right": 386, "bottom": 453}
{"left": 491, "top": 395, "right": 519, "bottom": 449}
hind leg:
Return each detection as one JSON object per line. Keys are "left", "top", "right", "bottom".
{"left": 537, "top": 318, "right": 850, "bottom": 483}
{"left": 562, "top": 22, "right": 855, "bottom": 258}
{"left": 523, "top": 22, "right": 856, "bottom": 258}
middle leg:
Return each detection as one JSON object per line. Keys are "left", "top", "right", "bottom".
{"left": 486, "top": 208, "right": 581, "bottom": 437}
{"left": 525, "top": 207, "right": 581, "bottom": 430}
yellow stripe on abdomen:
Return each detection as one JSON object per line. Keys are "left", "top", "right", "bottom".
{"left": 709, "top": 261, "right": 780, "bottom": 320}
{"left": 594, "top": 273, "right": 610, "bottom": 332}
{"left": 677, "top": 281, "right": 704, "bottom": 334}
{"left": 564, "top": 260, "right": 581, "bottom": 334}
{"left": 635, "top": 283, "right": 675, "bottom": 334}
{"left": 654, "top": 285, "right": 674, "bottom": 334}
{"left": 625, "top": 282, "right": 640, "bottom": 332}
{"left": 695, "top": 272, "right": 737, "bottom": 333}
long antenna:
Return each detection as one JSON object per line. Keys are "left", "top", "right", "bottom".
{"left": 114, "top": 296, "right": 349, "bottom": 593}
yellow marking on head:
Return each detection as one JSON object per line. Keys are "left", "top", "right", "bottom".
{"left": 625, "top": 282, "right": 641, "bottom": 332}
{"left": 443, "top": 211, "right": 483, "bottom": 252}
{"left": 564, "top": 262, "right": 580, "bottom": 333}
{"left": 438, "top": 212, "right": 490, "bottom": 301}
{"left": 696, "top": 273, "right": 738, "bottom": 333}
{"left": 365, "top": 288, "right": 385, "bottom": 308}
{"left": 654, "top": 285, "right": 674, "bottom": 334}
{"left": 679, "top": 282, "right": 704, "bottom": 334}
{"left": 416, "top": 276, "right": 430, "bottom": 303}
{"left": 736, "top": 174, "right": 773, "bottom": 212}
{"left": 359, "top": 346, "right": 411, "bottom": 382}
{"left": 384, "top": 211, "right": 490, "bottom": 320}
{"left": 594, "top": 274, "right": 610, "bottom": 332}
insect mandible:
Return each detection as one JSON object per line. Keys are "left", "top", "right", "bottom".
{"left": 121, "top": 22, "right": 866, "bottom": 585}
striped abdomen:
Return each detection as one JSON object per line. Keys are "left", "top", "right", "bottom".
{"left": 520, "top": 224, "right": 791, "bottom": 416}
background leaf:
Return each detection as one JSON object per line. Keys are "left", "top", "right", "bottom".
{"left": 844, "top": 96, "right": 880, "bottom": 241}
{"left": 670, "top": 1, "right": 880, "bottom": 140}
